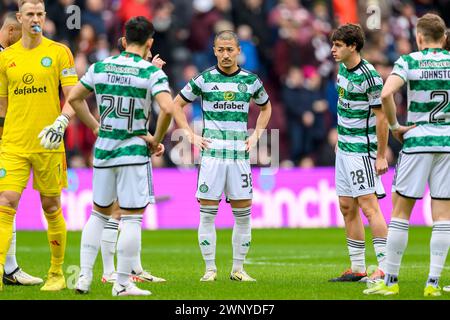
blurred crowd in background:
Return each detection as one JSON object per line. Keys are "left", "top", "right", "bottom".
{"left": 1, "top": 0, "right": 449, "bottom": 168}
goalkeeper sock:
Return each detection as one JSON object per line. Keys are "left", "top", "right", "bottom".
{"left": 0, "top": 206, "right": 16, "bottom": 269}
{"left": 116, "top": 215, "right": 142, "bottom": 286}
{"left": 5, "top": 217, "right": 19, "bottom": 274}
{"left": 346, "top": 238, "right": 366, "bottom": 273}
{"left": 101, "top": 218, "right": 120, "bottom": 275}
{"left": 427, "top": 221, "right": 450, "bottom": 286}
{"left": 80, "top": 210, "right": 110, "bottom": 279}
{"left": 199, "top": 205, "right": 218, "bottom": 271}
{"left": 372, "top": 237, "right": 387, "bottom": 272}
{"left": 44, "top": 208, "right": 67, "bottom": 274}
{"left": 232, "top": 207, "right": 251, "bottom": 272}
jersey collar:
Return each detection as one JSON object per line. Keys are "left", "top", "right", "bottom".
{"left": 422, "top": 47, "right": 446, "bottom": 54}
{"left": 215, "top": 65, "right": 241, "bottom": 77}
{"left": 121, "top": 51, "right": 143, "bottom": 61}
{"left": 345, "top": 59, "right": 363, "bottom": 73}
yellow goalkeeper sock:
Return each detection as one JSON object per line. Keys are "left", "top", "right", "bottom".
{"left": 44, "top": 208, "right": 67, "bottom": 274}
{"left": 0, "top": 205, "right": 15, "bottom": 267}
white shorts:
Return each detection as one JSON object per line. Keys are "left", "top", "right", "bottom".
{"left": 196, "top": 157, "right": 252, "bottom": 201}
{"left": 335, "top": 151, "right": 385, "bottom": 199}
{"left": 393, "top": 152, "right": 450, "bottom": 199}
{"left": 93, "top": 163, "right": 155, "bottom": 209}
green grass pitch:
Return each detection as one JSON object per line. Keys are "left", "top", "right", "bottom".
{"left": 1, "top": 227, "right": 449, "bottom": 300}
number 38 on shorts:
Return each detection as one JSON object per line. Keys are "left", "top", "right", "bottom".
{"left": 196, "top": 158, "right": 253, "bottom": 201}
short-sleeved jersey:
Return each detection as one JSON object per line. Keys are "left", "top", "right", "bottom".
{"left": 336, "top": 59, "right": 383, "bottom": 159}
{"left": 0, "top": 37, "right": 78, "bottom": 153}
{"left": 81, "top": 51, "right": 170, "bottom": 168}
{"left": 391, "top": 48, "right": 450, "bottom": 153}
{"left": 179, "top": 66, "right": 269, "bottom": 160}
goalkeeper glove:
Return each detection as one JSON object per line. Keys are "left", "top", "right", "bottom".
{"left": 38, "top": 114, "right": 70, "bottom": 150}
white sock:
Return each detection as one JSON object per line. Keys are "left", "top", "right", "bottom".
{"left": 80, "top": 211, "right": 110, "bottom": 279}
{"left": 132, "top": 243, "right": 144, "bottom": 275}
{"left": 101, "top": 218, "right": 120, "bottom": 276}
{"left": 427, "top": 221, "right": 450, "bottom": 287}
{"left": 198, "top": 205, "right": 218, "bottom": 271}
{"left": 346, "top": 238, "right": 366, "bottom": 273}
{"left": 232, "top": 207, "right": 252, "bottom": 273}
{"left": 372, "top": 237, "right": 387, "bottom": 272}
{"left": 4, "top": 218, "right": 18, "bottom": 274}
{"left": 385, "top": 217, "right": 409, "bottom": 285}
{"left": 116, "top": 215, "right": 142, "bottom": 286}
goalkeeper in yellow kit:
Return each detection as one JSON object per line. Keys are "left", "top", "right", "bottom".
{"left": 0, "top": 0, "right": 78, "bottom": 291}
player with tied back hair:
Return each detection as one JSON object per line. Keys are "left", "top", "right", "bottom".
{"left": 0, "top": 0, "right": 79, "bottom": 291}
{"left": 172, "top": 30, "right": 272, "bottom": 282}
{"left": 0, "top": 11, "right": 43, "bottom": 287}
{"left": 364, "top": 13, "right": 450, "bottom": 297}
{"left": 329, "top": 23, "right": 389, "bottom": 283}
{"left": 67, "top": 16, "right": 173, "bottom": 296}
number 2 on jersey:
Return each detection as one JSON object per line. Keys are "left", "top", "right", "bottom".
{"left": 429, "top": 91, "right": 449, "bottom": 123}
{"left": 100, "top": 95, "right": 135, "bottom": 132}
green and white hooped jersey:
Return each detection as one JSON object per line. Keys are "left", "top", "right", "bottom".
{"left": 391, "top": 48, "right": 450, "bottom": 153}
{"left": 336, "top": 59, "right": 383, "bottom": 159}
{"left": 179, "top": 66, "right": 269, "bottom": 160}
{"left": 81, "top": 51, "right": 170, "bottom": 168}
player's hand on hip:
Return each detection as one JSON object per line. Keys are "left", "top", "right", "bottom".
{"left": 392, "top": 124, "right": 416, "bottom": 144}
{"left": 188, "top": 132, "right": 210, "bottom": 150}
{"left": 151, "top": 143, "right": 165, "bottom": 157}
{"left": 245, "top": 133, "right": 258, "bottom": 152}
{"left": 139, "top": 133, "right": 156, "bottom": 145}
{"left": 375, "top": 156, "right": 388, "bottom": 176}
{"left": 38, "top": 114, "right": 69, "bottom": 149}
{"left": 138, "top": 133, "right": 165, "bottom": 156}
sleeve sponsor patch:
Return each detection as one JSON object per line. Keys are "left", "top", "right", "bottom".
{"left": 61, "top": 67, "right": 76, "bottom": 77}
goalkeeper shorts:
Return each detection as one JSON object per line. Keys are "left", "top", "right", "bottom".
{"left": 0, "top": 151, "right": 68, "bottom": 196}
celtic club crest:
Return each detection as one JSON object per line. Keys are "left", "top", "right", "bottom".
{"left": 199, "top": 183, "right": 209, "bottom": 193}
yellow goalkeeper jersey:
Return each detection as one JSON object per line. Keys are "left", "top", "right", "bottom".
{"left": 0, "top": 37, "right": 78, "bottom": 153}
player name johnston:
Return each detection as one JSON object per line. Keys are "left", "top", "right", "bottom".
{"left": 418, "top": 70, "right": 450, "bottom": 79}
